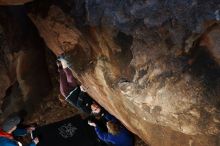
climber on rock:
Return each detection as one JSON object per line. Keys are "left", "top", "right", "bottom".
{"left": 91, "top": 102, "right": 117, "bottom": 122}
{"left": 77, "top": 86, "right": 94, "bottom": 114}
{"left": 0, "top": 114, "right": 39, "bottom": 146}
{"left": 57, "top": 56, "right": 93, "bottom": 114}
{"left": 89, "top": 102, "right": 118, "bottom": 133}
{"left": 91, "top": 102, "right": 110, "bottom": 119}
{"left": 88, "top": 111, "right": 134, "bottom": 146}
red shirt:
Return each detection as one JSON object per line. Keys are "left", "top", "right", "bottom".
{"left": 0, "top": 129, "right": 13, "bottom": 140}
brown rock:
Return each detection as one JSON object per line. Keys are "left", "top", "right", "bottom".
{"left": 0, "top": 64, "right": 14, "bottom": 112}
{"left": 0, "top": 0, "right": 32, "bottom": 5}
{"left": 200, "top": 25, "right": 220, "bottom": 65}
{"left": 0, "top": 6, "right": 51, "bottom": 120}
{"left": 29, "top": 4, "right": 220, "bottom": 146}
{"left": 29, "top": 5, "right": 84, "bottom": 56}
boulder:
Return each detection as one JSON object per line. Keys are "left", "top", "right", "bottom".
{"left": 0, "top": 6, "right": 51, "bottom": 120}
{"left": 0, "top": 0, "right": 32, "bottom": 5}
{"left": 29, "top": 1, "right": 220, "bottom": 145}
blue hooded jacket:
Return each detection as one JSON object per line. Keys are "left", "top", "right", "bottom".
{"left": 95, "top": 126, "right": 133, "bottom": 146}
{"left": 0, "top": 129, "right": 36, "bottom": 146}
{"left": 95, "top": 113, "right": 134, "bottom": 146}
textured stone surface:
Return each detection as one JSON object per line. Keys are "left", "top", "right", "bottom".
{"left": 28, "top": 0, "right": 220, "bottom": 146}
{"left": 0, "top": 26, "right": 14, "bottom": 113}
{"left": 0, "top": 0, "right": 220, "bottom": 146}
{"left": 200, "top": 25, "right": 220, "bottom": 65}
{"left": 0, "top": 0, "right": 32, "bottom": 5}
{"left": 29, "top": 1, "right": 220, "bottom": 145}
{"left": 29, "top": 5, "right": 82, "bottom": 56}
{"left": 0, "top": 6, "right": 51, "bottom": 120}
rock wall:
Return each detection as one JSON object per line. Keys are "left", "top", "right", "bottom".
{"left": 0, "top": 0, "right": 32, "bottom": 5}
{"left": 29, "top": 1, "right": 220, "bottom": 145}
{"left": 0, "top": 0, "right": 220, "bottom": 146}
{"left": 0, "top": 6, "right": 51, "bottom": 120}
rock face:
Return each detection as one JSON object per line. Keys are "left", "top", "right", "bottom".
{"left": 1, "top": 0, "right": 220, "bottom": 146}
{"left": 0, "top": 6, "right": 51, "bottom": 120}
{"left": 29, "top": 1, "right": 220, "bottom": 145}
{"left": 0, "top": 0, "right": 32, "bottom": 5}
{"left": 200, "top": 25, "right": 220, "bottom": 65}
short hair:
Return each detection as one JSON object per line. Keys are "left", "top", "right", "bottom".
{"left": 107, "top": 121, "right": 120, "bottom": 135}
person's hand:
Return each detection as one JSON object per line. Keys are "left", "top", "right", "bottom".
{"left": 60, "top": 58, "right": 69, "bottom": 69}
{"left": 88, "top": 121, "right": 96, "bottom": 127}
{"left": 27, "top": 126, "right": 36, "bottom": 133}
{"left": 33, "top": 137, "right": 39, "bottom": 144}
{"left": 80, "top": 85, "right": 87, "bottom": 92}
{"left": 56, "top": 60, "right": 62, "bottom": 67}
{"left": 58, "top": 95, "right": 67, "bottom": 106}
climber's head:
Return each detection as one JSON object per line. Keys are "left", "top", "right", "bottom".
{"left": 107, "top": 121, "right": 120, "bottom": 135}
{"left": 91, "top": 103, "right": 101, "bottom": 114}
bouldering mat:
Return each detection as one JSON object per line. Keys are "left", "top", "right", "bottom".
{"left": 33, "top": 115, "right": 107, "bottom": 146}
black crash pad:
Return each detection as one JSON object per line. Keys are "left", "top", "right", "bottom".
{"left": 33, "top": 115, "right": 107, "bottom": 146}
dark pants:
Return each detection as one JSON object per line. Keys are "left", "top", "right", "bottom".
{"left": 66, "top": 87, "right": 93, "bottom": 114}
{"left": 77, "top": 92, "right": 94, "bottom": 114}
{"left": 66, "top": 86, "right": 81, "bottom": 108}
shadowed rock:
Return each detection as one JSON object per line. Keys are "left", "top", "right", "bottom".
{"left": 0, "top": 0, "right": 220, "bottom": 146}
{"left": 27, "top": 1, "right": 220, "bottom": 145}
{"left": 0, "top": 6, "right": 51, "bottom": 121}
{"left": 0, "top": 0, "right": 32, "bottom": 5}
